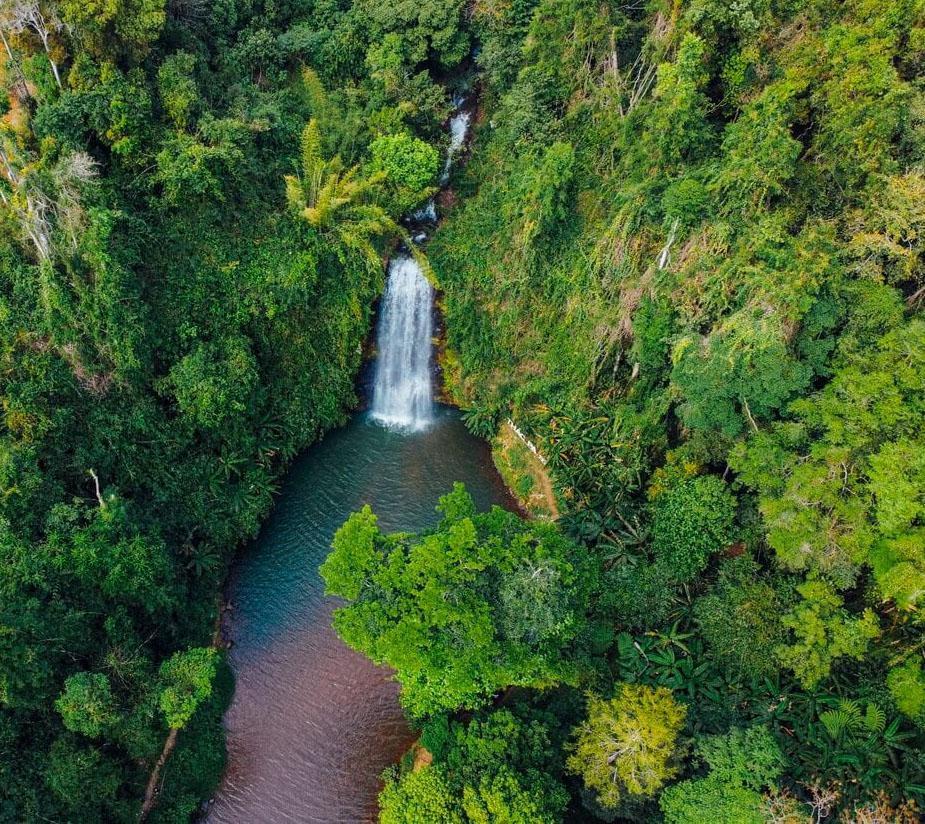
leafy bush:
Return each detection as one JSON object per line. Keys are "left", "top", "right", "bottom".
{"left": 650, "top": 476, "right": 736, "bottom": 582}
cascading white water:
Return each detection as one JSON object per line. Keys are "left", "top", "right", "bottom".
{"left": 370, "top": 255, "right": 434, "bottom": 430}
{"left": 440, "top": 109, "right": 472, "bottom": 184}
{"left": 371, "top": 96, "right": 471, "bottom": 432}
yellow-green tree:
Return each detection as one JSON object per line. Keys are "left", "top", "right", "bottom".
{"left": 567, "top": 684, "right": 686, "bottom": 808}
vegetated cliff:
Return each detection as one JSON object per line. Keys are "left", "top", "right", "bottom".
{"left": 424, "top": 0, "right": 925, "bottom": 817}
{"left": 0, "top": 0, "right": 458, "bottom": 819}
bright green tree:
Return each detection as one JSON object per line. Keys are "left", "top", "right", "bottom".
{"left": 776, "top": 581, "right": 879, "bottom": 689}
{"left": 380, "top": 706, "right": 568, "bottom": 823}
{"left": 659, "top": 725, "right": 783, "bottom": 824}
{"left": 158, "top": 647, "right": 218, "bottom": 730}
{"left": 380, "top": 768, "right": 464, "bottom": 824}
{"left": 320, "top": 484, "right": 587, "bottom": 716}
{"left": 369, "top": 131, "right": 440, "bottom": 212}
{"left": 55, "top": 672, "right": 118, "bottom": 738}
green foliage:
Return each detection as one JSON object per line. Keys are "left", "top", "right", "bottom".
{"left": 672, "top": 310, "right": 812, "bottom": 437}
{"left": 357, "top": 0, "right": 470, "bottom": 68}
{"left": 55, "top": 672, "right": 118, "bottom": 738}
{"left": 660, "top": 776, "right": 766, "bottom": 824}
{"left": 776, "top": 581, "right": 880, "bottom": 689}
{"left": 566, "top": 684, "right": 686, "bottom": 808}
{"left": 696, "top": 724, "right": 783, "bottom": 790}
{"left": 819, "top": 699, "right": 885, "bottom": 742}
{"left": 60, "top": 0, "right": 167, "bottom": 62}
{"left": 733, "top": 318, "right": 925, "bottom": 592}
{"left": 158, "top": 648, "right": 218, "bottom": 730}
{"left": 888, "top": 660, "right": 925, "bottom": 725}
{"left": 381, "top": 706, "right": 568, "bottom": 823}
{"left": 157, "top": 52, "right": 198, "bottom": 130}
{"left": 0, "top": 0, "right": 455, "bottom": 816}
{"left": 4, "top": 0, "right": 925, "bottom": 817}
{"left": 369, "top": 132, "right": 440, "bottom": 197}
{"left": 650, "top": 475, "right": 736, "bottom": 582}
{"left": 428, "top": 0, "right": 925, "bottom": 816}
{"left": 693, "top": 556, "right": 787, "bottom": 680}
{"left": 44, "top": 736, "right": 133, "bottom": 821}
{"left": 286, "top": 119, "right": 406, "bottom": 266}
{"left": 321, "top": 484, "right": 588, "bottom": 716}
{"left": 508, "top": 141, "right": 575, "bottom": 253}
{"left": 167, "top": 337, "right": 258, "bottom": 430}
{"left": 660, "top": 725, "right": 783, "bottom": 824}
{"left": 380, "top": 768, "right": 464, "bottom": 824}
{"left": 647, "top": 33, "right": 714, "bottom": 170}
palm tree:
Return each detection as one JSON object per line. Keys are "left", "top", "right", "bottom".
{"left": 285, "top": 120, "right": 425, "bottom": 271}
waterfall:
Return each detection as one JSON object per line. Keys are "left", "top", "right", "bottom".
{"left": 370, "top": 255, "right": 434, "bottom": 430}
{"left": 371, "top": 96, "right": 471, "bottom": 432}
{"left": 440, "top": 109, "right": 472, "bottom": 184}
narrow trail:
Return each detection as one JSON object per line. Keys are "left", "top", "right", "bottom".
{"left": 498, "top": 421, "right": 559, "bottom": 520}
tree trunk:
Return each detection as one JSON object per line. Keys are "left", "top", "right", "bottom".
{"left": 139, "top": 727, "right": 179, "bottom": 822}
{"left": 48, "top": 56, "right": 62, "bottom": 89}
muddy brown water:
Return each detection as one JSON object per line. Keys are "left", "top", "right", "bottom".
{"left": 207, "top": 407, "right": 515, "bottom": 823}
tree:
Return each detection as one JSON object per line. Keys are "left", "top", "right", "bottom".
{"left": 566, "top": 684, "right": 686, "bottom": 808}
{"left": 887, "top": 659, "right": 925, "bottom": 726}
{"left": 508, "top": 141, "right": 575, "bottom": 254}
{"left": 320, "top": 484, "right": 587, "bottom": 716}
{"left": 659, "top": 725, "right": 783, "bottom": 824}
{"left": 357, "top": 0, "right": 470, "bottom": 68}
{"left": 155, "top": 118, "right": 247, "bottom": 204}
{"left": 58, "top": 0, "right": 166, "bottom": 62}
{"left": 0, "top": 0, "right": 64, "bottom": 88}
{"left": 646, "top": 33, "right": 714, "bottom": 170}
{"left": 55, "top": 672, "right": 118, "bottom": 738}
{"left": 661, "top": 777, "right": 767, "bottom": 824}
{"left": 158, "top": 647, "right": 218, "bottom": 730}
{"left": 650, "top": 475, "right": 736, "bottom": 582}
{"left": 368, "top": 131, "right": 440, "bottom": 213}
{"left": 380, "top": 706, "right": 568, "bottom": 823}
{"left": 157, "top": 51, "right": 198, "bottom": 130}
{"left": 167, "top": 337, "right": 258, "bottom": 431}
{"left": 693, "top": 556, "right": 787, "bottom": 681}
{"left": 732, "top": 319, "right": 925, "bottom": 594}
{"left": 380, "top": 768, "right": 464, "bottom": 824}
{"left": 285, "top": 120, "right": 405, "bottom": 266}
{"left": 672, "top": 308, "right": 812, "bottom": 438}
{"left": 461, "top": 768, "right": 564, "bottom": 824}
{"left": 775, "top": 581, "right": 879, "bottom": 689}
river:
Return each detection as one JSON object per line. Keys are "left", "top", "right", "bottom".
{"left": 206, "top": 408, "right": 513, "bottom": 822}
{"left": 207, "top": 99, "right": 511, "bottom": 822}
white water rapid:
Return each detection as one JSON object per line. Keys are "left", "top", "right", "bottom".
{"left": 370, "top": 255, "right": 435, "bottom": 430}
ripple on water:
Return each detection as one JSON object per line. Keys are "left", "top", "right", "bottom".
{"left": 207, "top": 407, "right": 516, "bottom": 823}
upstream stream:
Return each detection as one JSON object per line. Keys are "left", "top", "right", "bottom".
{"left": 207, "top": 102, "right": 513, "bottom": 822}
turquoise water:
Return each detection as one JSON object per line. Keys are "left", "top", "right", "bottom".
{"left": 207, "top": 407, "right": 515, "bottom": 822}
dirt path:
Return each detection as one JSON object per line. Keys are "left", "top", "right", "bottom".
{"left": 497, "top": 422, "right": 559, "bottom": 520}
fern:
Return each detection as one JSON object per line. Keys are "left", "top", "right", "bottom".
{"left": 863, "top": 702, "right": 886, "bottom": 734}
{"left": 820, "top": 699, "right": 861, "bottom": 740}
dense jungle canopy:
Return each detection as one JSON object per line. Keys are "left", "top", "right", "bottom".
{"left": 0, "top": 0, "right": 924, "bottom": 821}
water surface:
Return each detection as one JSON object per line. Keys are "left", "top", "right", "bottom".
{"left": 208, "top": 407, "right": 514, "bottom": 823}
